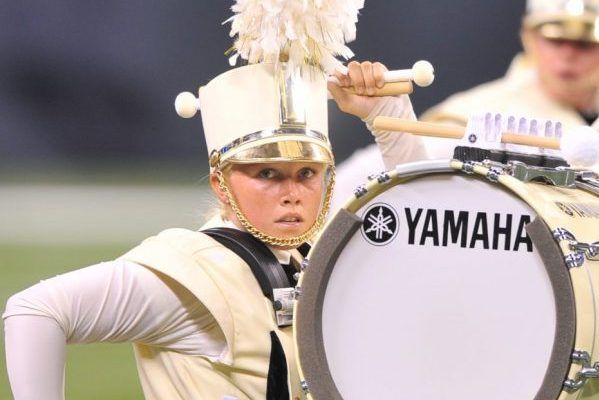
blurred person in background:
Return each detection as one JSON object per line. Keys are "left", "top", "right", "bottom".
{"left": 333, "top": 0, "right": 599, "bottom": 205}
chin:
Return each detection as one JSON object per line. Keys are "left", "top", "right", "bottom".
{"left": 274, "top": 228, "right": 306, "bottom": 238}
{"left": 268, "top": 225, "right": 309, "bottom": 239}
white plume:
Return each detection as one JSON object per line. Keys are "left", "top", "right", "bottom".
{"left": 225, "top": 0, "right": 365, "bottom": 73}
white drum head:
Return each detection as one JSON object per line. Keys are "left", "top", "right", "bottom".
{"left": 296, "top": 169, "right": 574, "bottom": 400}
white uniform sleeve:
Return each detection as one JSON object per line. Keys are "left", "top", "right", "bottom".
{"left": 362, "top": 95, "right": 429, "bottom": 170}
{"left": 3, "top": 259, "right": 226, "bottom": 400}
{"left": 4, "top": 315, "right": 67, "bottom": 400}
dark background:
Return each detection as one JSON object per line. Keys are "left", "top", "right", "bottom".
{"left": 0, "top": 1, "right": 526, "bottom": 176}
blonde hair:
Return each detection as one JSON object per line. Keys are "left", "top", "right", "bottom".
{"left": 208, "top": 164, "right": 233, "bottom": 222}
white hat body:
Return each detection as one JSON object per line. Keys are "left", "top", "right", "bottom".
{"left": 199, "top": 63, "right": 328, "bottom": 162}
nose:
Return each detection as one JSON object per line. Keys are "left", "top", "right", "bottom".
{"left": 281, "top": 179, "right": 301, "bottom": 206}
{"left": 560, "top": 45, "right": 578, "bottom": 60}
{"left": 554, "top": 40, "right": 583, "bottom": 60}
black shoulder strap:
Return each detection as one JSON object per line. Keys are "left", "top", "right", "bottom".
{"left": 202, "top": 227, "right": 291, "bottom": 301}
{"left": 203, "top": 228, "right": 293, "bottom": 400}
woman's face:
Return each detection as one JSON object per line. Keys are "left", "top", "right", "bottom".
{"left": 524, "top": 30, "right": 599, "bottom": 103}
{"left": 215, "top": 162, "right": 327, "bottom": 242}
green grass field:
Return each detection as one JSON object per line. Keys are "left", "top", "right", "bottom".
{"left": 1, "top": 244, "right": 144, "bottom": 399}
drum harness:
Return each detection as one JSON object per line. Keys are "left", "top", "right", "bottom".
{"left": 202, "top": 227, "right": 310, "bottom": 400}
{"left": 202, "top": 227, "right": 308, "bottom": 325}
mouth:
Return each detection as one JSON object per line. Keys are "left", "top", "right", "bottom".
{"left": 276, "top": 214, "right": 304, "bottom": 226}
{"left": 558, "top": 70, "right": 579, "bottom": 81}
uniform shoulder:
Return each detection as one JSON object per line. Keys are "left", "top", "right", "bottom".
{"left": 131, "top": 228, "right": 219, "bottom": 256}
{"left": 421, "top": 76, "right": 521, "bottom": 123}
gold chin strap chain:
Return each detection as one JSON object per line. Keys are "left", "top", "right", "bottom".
{"left": 216, "top": 166, "right": 335, "bottom": 248}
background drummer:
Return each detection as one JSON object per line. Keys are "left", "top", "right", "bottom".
{"left": 334, "top": 0, "right": 599, "bottom": 205}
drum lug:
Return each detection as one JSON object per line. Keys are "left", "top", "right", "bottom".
{"left": 461, "top": 161, "right": 475, "bottom": 174}
{"left": 486, "top": 166, "right": 503, "bottom": 183}
{"left": 564, "top": 253, "right": 586, "bottom": 269}
{"left": 354, "top": 185, "right": 368, "bottom": 198}
{"left": 367, "top": 171, "right": 391, "bottom": 184}
{"left": 506, "top": 161, "right": 576, "bottom": 187}
{"left": 553, "top": 228, "right": 576, "bottom": 242}
{"left": 300, "top": 380, "right": 310, "bottom": 394}
{"left": 553, "top": 228, "right": 599, "bottom": 266}
{"left": 563, "top": 350, "right": 599, "bottom": 392}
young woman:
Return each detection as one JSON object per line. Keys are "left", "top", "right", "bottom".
{"left": 3, "top": 61, "right": 424, "bottom": 400}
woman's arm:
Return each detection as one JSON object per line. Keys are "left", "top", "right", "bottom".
{"left": 4, "top": 314, "right": 67, "bottom": 400}
{"left": 360, "top": 95, "right": 428, "bottom": 169}
{"left": 327, "top": 61, "right": 428, "bottom": 169}
{"left": 3, "top": 259, "right": 225, "bottom": 400}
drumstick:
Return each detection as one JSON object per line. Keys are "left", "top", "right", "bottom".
{"left": 329, "top": 60, "right": 435, "bottom": 97}
{"left": 373, "top": 117, "right": 563, "bottom": 148}
{"left": 373, "top": 116, "right": 599, "bottom": 168}
{"left": 500, "top": 133, "right": 560, "bottom": 150}
{"left": 334, "top": 81, "right": 414, "bottom": 97}
{"left": 387, "top": 61, "right": 435, "bottom": 86}
{"left": 373, "top": 117, "right": 463, "bottom": 139}
{"left": 333, "top": 60, "right": 435, "bottom": 87}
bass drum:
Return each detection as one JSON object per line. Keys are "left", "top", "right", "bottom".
{"left": 293, "top": 159, "right": 599, "bottom": 400}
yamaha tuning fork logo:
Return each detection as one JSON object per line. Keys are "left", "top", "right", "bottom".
{"left": 361, "top": 203, "right": 399, "bottom": 246}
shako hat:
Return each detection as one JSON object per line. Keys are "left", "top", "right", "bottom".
{"left": 523, "top": 0, "right": 599, "bottom": 42}
{"left": 198, "top": 62, "right": 331, "bottom": 168}
{"left": 175, "top": 0, "right": 366, "bottom": 170}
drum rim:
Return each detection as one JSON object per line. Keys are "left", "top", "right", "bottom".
{"left": 294, "top": 170, "right": 576, "bottom": 399}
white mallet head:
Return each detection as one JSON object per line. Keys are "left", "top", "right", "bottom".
{"left": 174, "top": 92, "right": 200, "bottom": 118}
{"left": 561, "top": 125, "right": 599, "bottom": 168}
{"left": 383, "top": 60, "right": 435, "bottom": 86}
{"left": 411, "top": 60, "right": 435, "bottom": 87}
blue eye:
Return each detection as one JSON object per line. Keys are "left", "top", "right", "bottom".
{"left": 299, "top": 168, "right": 315, "bottom": 179}
{"left": 259, "top": 169, "right": 277, "bottom": 179}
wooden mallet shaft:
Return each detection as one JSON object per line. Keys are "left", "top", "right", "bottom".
{"left": 500, "top": 133, "right": 561, "bottom": 149}
{"left": 373, "top": 116, "right": 463, "bottom": 138}
{"left": 372, "top": 116, "right": 564, "bottom": 149}
{"left": 344, "top": 81, "right": 414, "bottom": 97}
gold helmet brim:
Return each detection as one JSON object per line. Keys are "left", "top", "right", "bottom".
{"left": 210, "top": 128, "right": 334, "bottom": 169}
{"left": 226, "top": 139, "right": 333, "bottom": 165}
{"left": 523, "top": 12, "right": 599, "bottom": 43}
